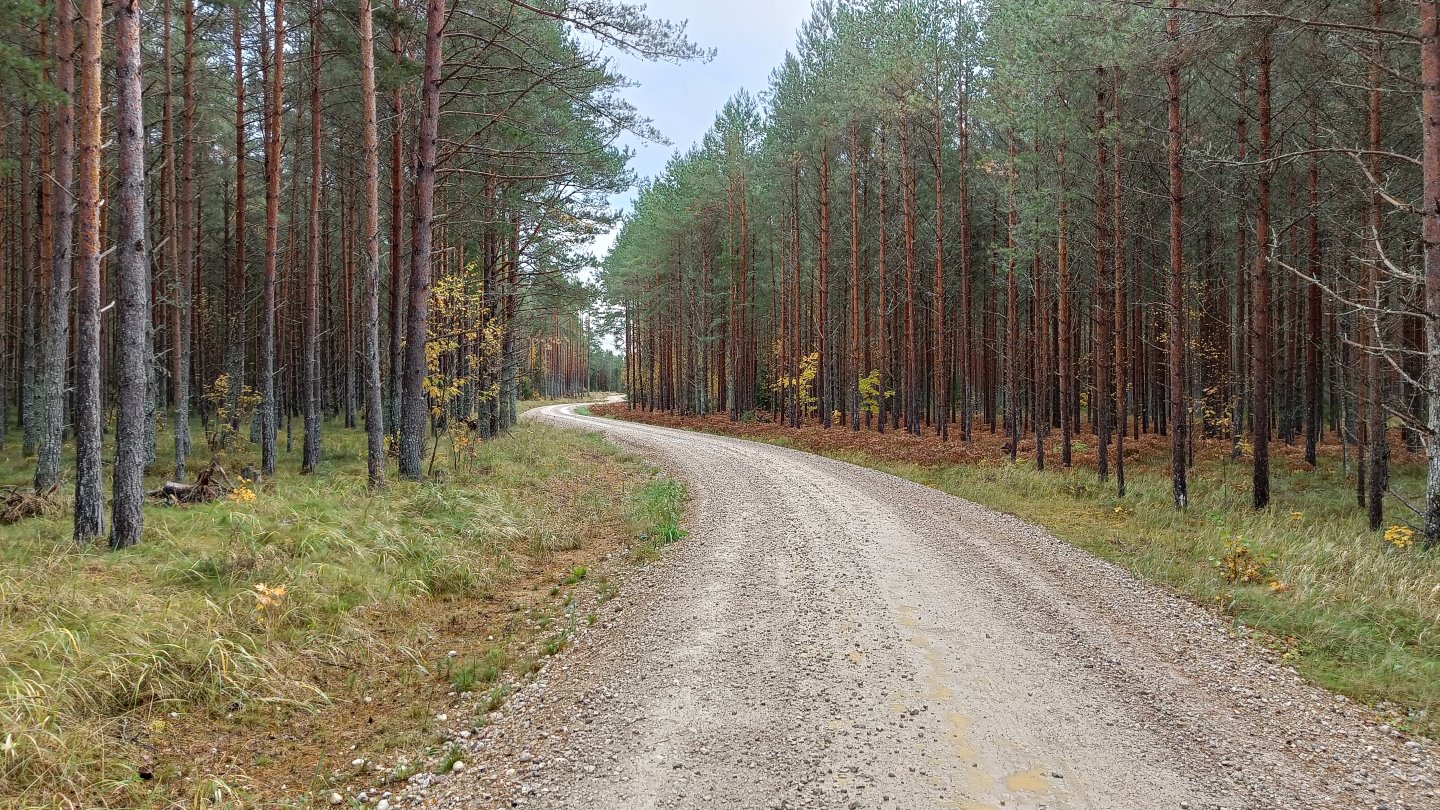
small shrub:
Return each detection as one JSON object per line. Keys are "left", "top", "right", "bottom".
{"left": 449, "top": 661, "right": 480, "bottom": 692}
{"left": 1213, "top": 536, "right": 1275, "bottom": 585}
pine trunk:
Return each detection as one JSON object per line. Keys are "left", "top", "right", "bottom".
{"left": 35, "top": 0, "right": 74, "bottom": 493}
{"left": 110, "top": 0, "right": 151, "bottom": 549}
{"left": 399, "top": 0, "right": 444, "bottom": 479}
{"left": 303, "top": 0, "right": 323, "bottom": 473}
{"left": 259, "top": 0, "right": 284, "bottom": 477}
{"left": 1421, "top": 0, "right": 1440, "bottom": 547}
{"left": 1167, "top": 1, "right": 1188, "bottom": 508}
{"left": 359, "top": 0, "right": 386, "bottom": 489}
{"left": 72, "top": 0, "right": 104, "bottom": 542}
{"left": 1252, "top": 32, "right": 1273, "bottom": 510}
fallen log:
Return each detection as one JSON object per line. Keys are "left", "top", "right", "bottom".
{"left": 148, "top": 460, "right": 235, "bottom": 505}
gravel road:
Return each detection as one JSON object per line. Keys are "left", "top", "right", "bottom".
{"left": 401, "top": 402, "right": 1440, "bottom": 810}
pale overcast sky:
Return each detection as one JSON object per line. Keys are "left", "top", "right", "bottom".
{"left": 589, "top": 0, "right": 813, "bottom": 260}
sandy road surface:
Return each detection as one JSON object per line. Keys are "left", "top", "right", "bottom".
{"left": 403, "top": 402, "right": 1439, "bottom": 810}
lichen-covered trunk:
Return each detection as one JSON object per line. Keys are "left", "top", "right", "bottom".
{"left": 110, "top": 0, "right": 151, "bottom": 550}
{"left": 259, "top": 0, "right": 285, "bottom": 478}
{"left": 1365, "top": 1, "right": 1387, "bottom": 530}
{"left": 226, "top": 3, "right": 247, "bottom": 439}
{"left": 160, "top": 0, "right": 181, "bottom": 476}
{"left": 399, "top": 0, "right": 444, "bottom": 479}
{"left": 1420, "top": 1, "right": 1440, "bottom": 547}
{"left": 303, "top": 0, "right": 323, "bottom": 474}
{"left": 359, "top": 0, "right": 386, "bottom": 490}
{"left": 174, "top": 0, "right": 197, "bottom": 480}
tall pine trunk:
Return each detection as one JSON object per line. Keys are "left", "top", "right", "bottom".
{"left": 1113, "top": 77, "right": 1127, "bottom": 496}
{"left": 1420, "top": 0, "right": 1440, "bottom": 547}
{"left": 303, "top": 0, "right": 323, "bottom": 473}
{"left": 1365, "top": 0, "right": 1388, "bottom": 530}
{"left": 259, "top": 0, "right": 285, "bottom": 477}
{"left": 818, "top": 143, "right": 831, "bottom": 428}
{"left": 388, "top": 0, "right": 406, "bottom": 438}
{"left": 399, "top": 0, "right": 444, "bottom": 479}
{"left": 111, "top": 0, "right": 152, "bottom": 550}
{"left": 1304, "top": 97, "right": 1322, "bottom": 469}
{"left": 1166, "top": 0, "right": 1188, "bottom": 508}
{"left": 1094, "top": 70, "right": 1112, "bottom": 481}
{"left": 359, "top": 0, "right": 386, "bottom": 489}
{"left": 226, "top": 2, "right": 247, "bottom": 438}
{"left": 957, "top": 22, "right": 972, "bottom": 443}
{"left": 932, "top": 82, "right": 947, "bottom": 441}
{"left": 35, "top": 0, "right": 74, "bottom": 493}
{"left": 73, "top": 0, "right": 104, "bottom": 542}
{"left": 1252, "top": 31, "right": 1273, "bottom": 510}
{"left": 1057, "top": 136, "right": 1072, "bottom": 467}
{"left": 1005, "top": 129, "right": 1018, "bottom": 461}
{"left": 849, "top": 124, "right": 861, "bottom": 432}
{"left": 900, "top": 122, "right": 918, "bottom": 436}
{"left": 174, "top": 0, "right": 196, "bottom": 479}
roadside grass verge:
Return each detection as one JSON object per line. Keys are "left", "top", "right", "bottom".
{"left": 592, "top": 404, "right": 1440, "bottom": 738}
{"left": 0, "top": 413, "right": 679, "bottom": 807}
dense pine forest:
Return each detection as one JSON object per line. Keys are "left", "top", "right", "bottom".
{"left": 0, "top": 0, "right": 654, "bottom": 546}
{"left": 604, "top": 0, "right": 1440, "bottom": 545}
{"left": 5, "top": 1, "right": 1440, "bottom": 807}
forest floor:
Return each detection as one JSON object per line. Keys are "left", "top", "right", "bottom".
{"left": 590, "top": 403, "right": 1440, "bottom": 742}
{"left": 393, "top": 402, "right": 1440, "bottom": 810}
{"left": 0, "top": 395, "right": 685, "bottom": 809}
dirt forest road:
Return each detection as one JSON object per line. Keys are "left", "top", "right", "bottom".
{"left": 405, "top": 402, "right": 1440, "bottom": 810}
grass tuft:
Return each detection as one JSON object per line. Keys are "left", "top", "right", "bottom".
{"left": 0, "top": 400, "right": 672, "bottom": 807}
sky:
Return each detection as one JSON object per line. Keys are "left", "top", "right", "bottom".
{"left": 587, "top": 0, "right": 814, "bottom": 262}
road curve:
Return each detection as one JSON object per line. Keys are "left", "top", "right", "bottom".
{"left": 408, "top": 402, "right": 1439, "bottom": 810}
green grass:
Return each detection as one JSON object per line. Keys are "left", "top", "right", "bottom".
{"left": 444, "top": 645, "right": 509, "bottom": 693}
{"left": 631, "top": 477, "right": 688, "bottom": 561}
{"left": 0, "top": 412, "right": 679, "bottom": 807}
